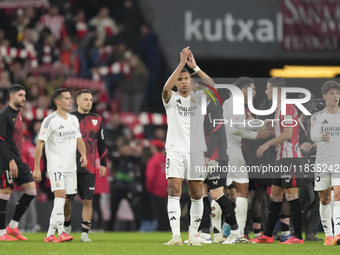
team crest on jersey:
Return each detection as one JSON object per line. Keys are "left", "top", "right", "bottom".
{"left": 191, "top": 97, "right": 196, "bottom": 104}
{"left": 56, "top": 182, "right": 60, "bottom": 187}
{"left": 92, "top": 119, "right": 98, "bottom": 126}
{"left": 12, "top": 118, "right": 15, "bottom": 122}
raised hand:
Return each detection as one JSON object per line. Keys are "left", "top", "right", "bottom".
{"left": 186, "top": 50, "right": 197, "bottom": 69}
{"left": 180, "top": 47, "right": 190, "bottom": 67}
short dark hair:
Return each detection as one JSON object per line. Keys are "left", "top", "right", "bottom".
{"left": 76, "top": 89, "right": 92, "bottom": 98}
{"left": 268, "top": 77, "right": 286, "bottom": 88}
{"left": 235, "top": 77, "right": 254, "bottom": 90}
{"left": 181, "top": 68, "right": 190, "bottom": 74}
{"left": 321, "top": 80, "right": 340, "bottom": 95}
{"left": 52, "top": 88, "right": 69, "bottom": 104}
{"left": 9, "top": 84, "right": 25, "bottom": 94}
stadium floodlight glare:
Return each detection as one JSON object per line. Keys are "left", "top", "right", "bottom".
{"left": 270, "top": 66, "right": 340, "bottom": 78}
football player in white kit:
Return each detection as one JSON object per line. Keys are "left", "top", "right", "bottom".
{"left": 163, "top": 47, "right": 214, "bottom": 246}
{"left": 311, "top": 81, "right": 340, "bottom": 245}
{"left": 33, "top": 88, "right": 87, "bottom": 243}
{"left": 222, "top": 77, "right": 268, "bottom": 236}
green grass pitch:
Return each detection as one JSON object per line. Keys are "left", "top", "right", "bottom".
{"left": 0, "top": 232, "right": 339, "bottom": 255}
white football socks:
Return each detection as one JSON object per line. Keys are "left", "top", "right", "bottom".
{"left": 48, "top": 197, "right": 65, "bottom": 237}
{"left": 190, "top": 197, "right": 203, "bottom": 237}
{"left": 168, "top": 196, "right": 181, "bottom": 239}
{"left": 320, "top": 202, "right": 333, "bottom": 237}
{"left": 235, "top": 197, "right": 248, "bottom": 232}
{"left": 9, "top": 220, "right": 19, "bottom": 229}
{"left": 333, "top": 201, "right": 340, "bottom": 236}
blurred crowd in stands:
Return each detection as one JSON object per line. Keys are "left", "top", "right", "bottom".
{"left": 0, "top": 0, "right": 170, "bottom": 232}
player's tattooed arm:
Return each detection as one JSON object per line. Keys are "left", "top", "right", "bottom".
{"left": 162, "top": 47, "right": 190, "bottom": 103}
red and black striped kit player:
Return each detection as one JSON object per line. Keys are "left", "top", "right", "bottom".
{"left": 253, "top": 77, "right": 304, "bottom": 244}
{"left": 63, "top": 89, "right": 107, "bottom": 242}
{"left": 0, "top": 84, "right": 36, "bottom": 241}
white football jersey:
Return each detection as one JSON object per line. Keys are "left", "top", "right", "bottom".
{"left": 39, "top": 112, "right": 82, "bottom": 173}
{"left": 163, "top": 90, "right": 206, "bottom": 154}
{"left": 311, "top": 108, "right": 340, "bottom": 164}
{"left": 222, "top": 97, "right": 257, "bottom": 161}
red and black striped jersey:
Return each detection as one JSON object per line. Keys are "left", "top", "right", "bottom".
{"left": 274, "top": 104, "right": 302, "bottom": 160}
{"left": 0, "top": 105, "right": 26, "bottom": 167}
{"left": 71, "top": 111, "right": 107, "bottom": 174}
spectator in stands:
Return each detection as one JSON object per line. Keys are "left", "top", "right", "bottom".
{"left": 10, "top": 9, "right": 28, "bottom": 46}
{"left": 0, "top": 70, "right": 11, "bottom": 104}
{"left": 75, "top": 10, "right": 88, "bottom": 40}
{"left": 118, "top": 54, "right": 147, "bottom": 114}
{"left": 0, "top": 29, "right": 6, "bottom": 46}
{"left": 77, "top": 26, "right": 102, "bottom": 79}
{"left": 145, "top": 140, "right": 168, "bottom": 231}
{"left": 9, "top": 59, "right": 26, "bottom": 84}
{"left": 89, "top": 7, "right": 118, "bottom": 44}
{"left": 154, "top": 127, "right": 166, "bottom": 141}
{"left": 115, "top": 0, "right": 144, "bottom": 46}
{"left": 36, "top": 74, "right": 50, "bottom": 95}
{"left": 60, "top": 36, "right": 80, "bottom": 74}
{"left": 139, "top": 23, "right": 160, "bottom": 109}
{"left": 38, "top": 5, "right": 67, "bottom": 41}
{"left": 26, "top": 83, "right": 40, "bottom": 103}
{"left": 106, "top": 113, "right": 133, "bottom": 160}
{"left": 24, "top": 8, "right": 39, "bottom": 28}
{"left": 18, "top": 28, "right": 37, "bottom": 51}
{"left": 36, "top": 33, "right": 59, "bottom": 65}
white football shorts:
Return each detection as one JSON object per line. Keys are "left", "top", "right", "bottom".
{"left": 49, "top": 171, "right": 77, "bottom": 195}
{"left": 226, "top": 157, "right": 249, "bottom": 186}
{"left": 166, "top": 150, "right": 205, "bottom": 181}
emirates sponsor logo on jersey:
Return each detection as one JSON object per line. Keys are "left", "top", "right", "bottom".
{"left": 321, "top": 126, "right": 340, "bottom": 132}
{"left": 176, "top": 104, "right": 198, "bottom": 117}
{"left": 321, "top": 126, "right": 340, "bottom": 136}
{"left": 92, "top": 119, "right": 98, "bottom": 126}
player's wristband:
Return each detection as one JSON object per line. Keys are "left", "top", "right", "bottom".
{"left": 193, "top": 66, "right": 200, "bottom": 73}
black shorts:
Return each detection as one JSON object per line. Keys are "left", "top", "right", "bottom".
{"left": 77, "top": 173, "right": 96, "bottom": 200}
{"left": 204, "top": 160, "right": 227, "bottom": 190}
{"left": 272, "top": 158, "right": 303, "bottom": 188}
{"left": 0, "top": 163, "right": 34, "bottom": 189}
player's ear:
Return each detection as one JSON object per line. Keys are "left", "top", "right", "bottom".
{"left": 322, "top": 94, "right": 327, "bottom": 100}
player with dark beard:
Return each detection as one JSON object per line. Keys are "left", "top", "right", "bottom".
{"left": 0, "top": 84, "right": 36, "bottom": 241}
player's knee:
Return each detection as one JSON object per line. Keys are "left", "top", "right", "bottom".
{"left": 270, "top": 194, "right": 283, "bottom": 202}
{"left": 167, "top": 186, "right": 180, "bottom": 197}
{"left": 189, "top": 189, "right": 202, "bottom": 199}
{"left": 286, "top": 193, "right": 299, "bottom": 201}
{"left": 320, "top": 197, "right": 331, "bottom": 205}
{"left": 83, "top": 199, "right": 92, "bottom": 207}
{"left": 0, "top": 188, "right": 12, "bottom": 196}
{"left": 24, "top": 188, "right": 37, "bottom": 197}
